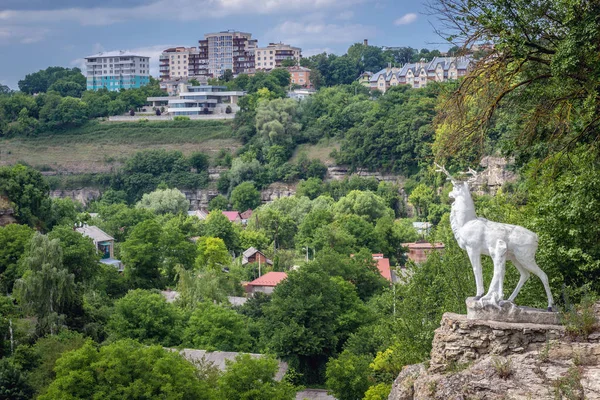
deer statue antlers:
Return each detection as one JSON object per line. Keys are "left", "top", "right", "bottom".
{"left": 434, "top": 163, "right": 456, "bottom": 184}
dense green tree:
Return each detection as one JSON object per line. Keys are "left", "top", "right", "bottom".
{"left": 14, "top": 234, "right": 76, "bottom": 335}
{"left": 18, "top": 67, "right": 85, "bottom": 95}
{"left": 218, "top": 354, "right": 296, "bottom": 400}
{"left": 183, "top": 302, "right": 254, "bottom": 351}
{"left": 326, "top": 350, "right": 372, "bottom": 400}
{"left": 48, "top": 226, "right": 99, "bottom": 284}
{"left": 196, "top": 236, "right": 231, "bottom": 271}
{"left": 208, "top": 194, "right": 229, "bottom": 211}
{"left": 0, "top": 224, "right": 35, "bottom": 293}
{"left": 40, "top": 339, "right": 213, "bottom": 400}
{"left": 262, "top": 267, "right": 370, "bottom": 383}
{"left": 230, "top": 181, "right": 261, "bottom": 211}
{"left": 334, "top": 190, "right": 394, "bottom": 223}
{"left": 255, "top": 98, "right": 302, "bottom": 153}
{"left": 176, "top": 267, "right": 228, "bottom": 308}
{"left": 269, "top": 68, "right": 292, "bottom": 88}
{"left": 121, "top": 219, "right": 163, "bottom": 289}
{"left": 22, "top": 330, "right": 87, "bottom": 396}
{"left": 203, "top": 211, "right": 239, "bottom": 252}
{"left": 108, "top": 289, "right": 182, "bottom": 346}
{"left": 47, "top": 197, "right": 80, "bottom": 229}
{"left": 408, "top": 184, "right": 435, "bottom": 219}
{"left": 48, "top": 79, "right": 85, "bottom": 98}
{"left": 159, "top": 218, "right": 197, "bottom": 282}
{"left": 96, "top": 203, "right": 155, "bottom": 242}
{"left": 0, "top": 358, "right": 34, "bottom": 400}
{"left": 0, "top": 164, "right": 50, "bottom": 227}
{"left": 347, "top": 43, "right": 386, "bottom": 73}
{"left": 188, "top": 152, "right": 210, "bottom": 171}
{"left": 136, "top": 188, "right": 190, "bottom": 215}
{"left": 335, "top": 85, "right": 438, "bottom": 174}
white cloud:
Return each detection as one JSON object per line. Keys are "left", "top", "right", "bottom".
{"left": 269, "top": 21, "right": 375, "bottom": 47}
{"left": 0, "top": 0, "right": 367, "bottom": 27}
{"left": 335, "top": 10, "right": 354, "bottom": 20}
{"left": 394, "top": 13, "right": 417, "bottom": 25}
{"left": 0, "top": 25, "right": 49, "bottom": 45}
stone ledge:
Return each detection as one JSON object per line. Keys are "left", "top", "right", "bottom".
{"left": 466, "top": 296, "right": 560, "bottom": 325}
{"left": 430, "top": 313, "right": 565, "bottom": 372}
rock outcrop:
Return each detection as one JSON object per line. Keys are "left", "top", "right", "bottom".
{"left": 389, "top": 306, "right": 600, "bottom": 400}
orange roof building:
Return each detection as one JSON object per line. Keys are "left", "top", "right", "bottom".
{"left": 372, "top": 254, "right": 392, "bottom": 282}
{"left": 245, "top": 271, "right": 288, "bottom": 295}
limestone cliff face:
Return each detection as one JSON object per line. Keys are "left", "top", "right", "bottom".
{"left": 389, "top": 307, "right": 600, "bottom": 400}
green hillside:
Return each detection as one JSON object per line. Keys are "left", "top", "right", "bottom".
{"left": 0, "top": 120, "right": 239, "bottom": 174}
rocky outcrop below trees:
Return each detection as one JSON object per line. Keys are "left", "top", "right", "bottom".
{"left": 389, "top": 305, "right": 600, "bottom": 400}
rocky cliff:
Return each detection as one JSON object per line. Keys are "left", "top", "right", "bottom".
{"left": 389, "top": 306, "right": 600, "bottom": 400}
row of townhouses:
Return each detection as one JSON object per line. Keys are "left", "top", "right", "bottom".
{"left": 368, "top": 56, "right": 473, "bottom": 93}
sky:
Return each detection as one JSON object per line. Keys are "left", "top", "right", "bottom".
{"left": 0, "top": 0, "right": 451, "bottom": 90}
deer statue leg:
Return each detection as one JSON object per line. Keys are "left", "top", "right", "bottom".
{"left": 507, "top": 259, "right": 530, "bottom": 303}
{"left": 483, "top": 240, "right": 507, "bottom": 304}
{"left": 517, "top": 255, "right": 554, "bottom": 311}
{"left": 466, "top": 247, "right": 484, "bottom": 299}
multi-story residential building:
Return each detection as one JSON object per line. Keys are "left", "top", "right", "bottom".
{"left": 147, "top": 85, "right": 245, "bottom": 116}
{"left": 287, "top": 66, "right": 311, "bottom": 88}
{"left": 201, "top": 30, "right": 257, "bottom": 77}
{"left": 159, "top": 47, "right": 207, "bottom": 80}
{"left": 255, "top": 43, "right": 301, "bottom": 71}
{"left": 369, "top": 56, "right": 473, "bottom": 92}
{"left": 85, "top": 51, "right": 150, "bottom": 91}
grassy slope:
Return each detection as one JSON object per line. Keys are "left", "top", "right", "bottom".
{"left": 291, "top": 138, "right": 340, "bottom": 166}
{"left": 0, "top": 120, "right": 240, "bottom": 174}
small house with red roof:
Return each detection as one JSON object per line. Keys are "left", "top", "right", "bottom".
{"left": 402, "top": 240, "right": 445, "bottom": 264}
{"left": 240, "top": 209, "right": 253, "bottom": 224}
{"left": 222, "top": 211, "right": 242, "bottom": 223}
{"left": 372, "top": 254, "right": 392, "bottom": 282}
{"left": 245, "top": 271, "right": 288, "bottom": 295}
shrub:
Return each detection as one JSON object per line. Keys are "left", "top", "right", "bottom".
{"left": 173, "top": 116, "right": 190, "bottom": 121}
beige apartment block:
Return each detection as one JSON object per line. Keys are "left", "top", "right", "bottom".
{"left": 255, "top": 43, "right": 301, "bottom": 71}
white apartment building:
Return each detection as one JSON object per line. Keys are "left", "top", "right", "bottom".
{"left": 255, "top": 43, "right": 301, "bottom": 71}
{"left": 85, "top": 51, "right": 150, "bottom": 91}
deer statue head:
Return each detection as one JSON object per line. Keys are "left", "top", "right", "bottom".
{"left": 434, "top": 163, "right": 478, "bottom": 202}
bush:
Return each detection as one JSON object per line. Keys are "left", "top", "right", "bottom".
{"left": 173, "top": 116, "right": 190, "bottom": 121}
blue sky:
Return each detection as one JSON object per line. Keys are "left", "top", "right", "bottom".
{"left": 0, "top": 0, "right": 450, "bottom": 89}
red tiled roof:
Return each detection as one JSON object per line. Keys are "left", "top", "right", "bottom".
{"left": 374, "top": 256, "right": 392, "bottom": 281}
{"left": 222, "top": 211, "right": 241, "bottom": 222}
{"left": 240, "top": 209, "right": 253, "bottom": 219}
{"left": 247, "top": 271, "right": 288, "bottom": 287}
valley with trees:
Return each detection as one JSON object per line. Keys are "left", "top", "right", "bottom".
{"left": 1, "top": 0, "right": 600, "bottom": 399}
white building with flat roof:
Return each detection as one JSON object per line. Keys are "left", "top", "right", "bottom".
{"left": 147, "top": 85, "right": 244, "bottom": 116}
{"left": 85, "top": 51, "right": 150, "bottom": 91}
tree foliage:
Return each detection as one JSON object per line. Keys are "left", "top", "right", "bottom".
{"left": 136, "top": 188, "right": 189, "bottom": 215}
{"left": 40, "top": 339, "right": 212, "bottom": 400}
{"left": 14, "top": 234, "right": 76, "bottom": 336}
{"left": 107, "top": 289, "right": 182, "bottom": 346}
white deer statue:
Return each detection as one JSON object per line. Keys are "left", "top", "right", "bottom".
{"left": 435, "top": 163, "right": 554, "bottom": 311}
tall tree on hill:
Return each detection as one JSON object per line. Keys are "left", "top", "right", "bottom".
{"left": 14, "top": 234, "right": 76, "bottom": 336}
{"left": 121, "top": 219, "right": 163, "bottom": 289}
